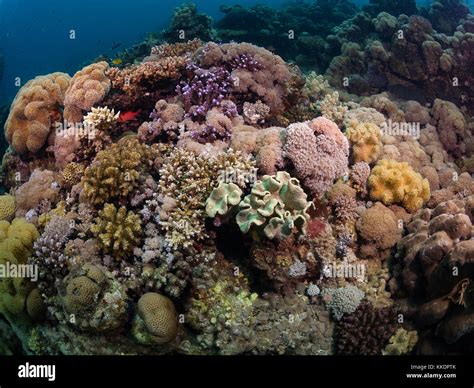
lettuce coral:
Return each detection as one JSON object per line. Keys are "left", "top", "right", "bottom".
{"left": 4, "top": 72, "right": 70, "bottom": 154}
{"left": 91, "top": 204, "right": 142, "bottom": 260}
{"left": 205, "top": 182, "right": 243, "bottom": 218}
{"left": 236, "top": 171, "right": 312, "bottom": 240}
{"left": 369, "top": 159, "right": 431, "bottom": 213}
{"left": 64, "top": 62, "right": 111, "bottom": 123}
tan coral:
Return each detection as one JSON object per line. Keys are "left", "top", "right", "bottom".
{"left": 346, "top": 122, "right": 383, "bottom": 164}
{"left": 4, "top": 72, "right": 70, "bottom": 154}
{"left": 64, "top": 62, "right": 111, "bottom": 123}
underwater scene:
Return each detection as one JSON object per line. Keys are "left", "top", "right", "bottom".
{"left": 0, "top": 0, "right": 473, "bottom": 361}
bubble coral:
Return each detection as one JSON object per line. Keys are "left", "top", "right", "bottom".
{"left": 4, "top": 72, "right": 70, "bottom": 154}
{"left": 369, "top": 159, "right": 430, "bottom": 213}
{"left": 284, "top": 118, "right": 349, "bottom": 199}
{"left": 346, "top": 122, "right": 382, "bottom": 164}
{"left": 0, "top": 195, "right": 16, "bottom": 222}
{"left": 91, "top": 204, "right": 142, "bottom": 261}
{"left": 64, "top": 62, "right": 111, "bottom": 123}
{"left": 236, "top": 171, "right": 312, "bottom": 240}
{"left": 132, "top": 292, "right": 178, "bottom": 345}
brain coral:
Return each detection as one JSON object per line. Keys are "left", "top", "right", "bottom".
{"left": 356, "top": 202, "right": 402, "bottom": 260}
{"left": 91, "top": 204, "right": 142, "bottom": 260}
{"left": 82, "top": 138, "right": 156, "bottom": 206}
{"left": 346, "top": 122, "right": 382, "bottom": 164}
{"left": 369, "top": 159, "right": 430, "bottom": 213}
{"left": 4, "top": 72, "right": 71, "bottom": 154}
{"left": 0, "top": 195, "right": 16, "bottom": 222}
{"left": 236, "top": 171, "right": 312, "bottom": 240}
{"left": 0, "top": 218, "right": 39, "bottom": 321}
{"left": 284, "top": 118, "right": 349, "bottom": 199}
{"left": 64, "top": 61, "right": 111, "bottom": 123}
{"left": 132, "top": 292, "right": 178, "bottom": 345}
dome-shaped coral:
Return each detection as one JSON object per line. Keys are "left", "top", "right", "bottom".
{"left": 4, "top": 72, "right": 70, "bottom": 154}
{"left": 236, "top": 171, "right": 312, "bottom": 240}
{"left": 346, "top": 122, "right": 382, "bottom": 163}
{"left": 369, "top": 159, "right": 430, "bottom": 213}
{"left": 0, "top": 195, "right": 16, "bottom": 222}
{"left": 132, "top": 292, "right": 178, "bottom": 345}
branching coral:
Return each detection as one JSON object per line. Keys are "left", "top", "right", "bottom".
{"left": 64, "top": 62, "right": 111, "bottom": 123}
{"left": 369, "top": 159, "right": 431, "bottom": 213}
{"left": 5, "top": 72, "right": 70, "bottom": 154}
{"left": 91, "top": 204, "right": 142, "bottom": 261}
{"left": 158, "top": 148, "right": 255, "bottom": 249}
{"left": 81, "top": 138, "right": 157, "bottom": 206}
{"left": 236, "top": 171, "right": 312, "bottom": 240}
{"left": 284, "top": 118, "right": 349, "bottom": 199}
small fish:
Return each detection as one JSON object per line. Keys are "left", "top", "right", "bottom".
{"left": 112, "top": 58, "right": 123, "bottom": 65}
{"left": 111, "top": 42, "right": 122, "bottom": 50}
{"left": 119, "top": 110, "right": 141, "bottom": 122}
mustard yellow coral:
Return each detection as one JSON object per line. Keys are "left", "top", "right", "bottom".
{"left": 91, "top": 204, "right": 142, "bottom": 260}
{"left": 5, "top": 72, "right": 71, "bottom": 154}
{"left": 346, "top": 122, "right": 382, "bottom": 164}
{"left": 0, "top": 195, "right": 16, "bottom": 221}
{"left": 0, "top": 218, "right": 39, "bottom": 320}
{"left": 369, "top": 159, "right": 430, "bottom": 213}
{"left": 59, "top": 162, "right": 85, "bottom": 188}
{"left": 82, "top": 138, "right": 156, "bottom": 206}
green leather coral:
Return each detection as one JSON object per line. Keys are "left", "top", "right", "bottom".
{"left": 236, "top": 171, "right": 312, "bottom": 240}
{"left": 0, "top": 218, "right": 39, "bottom": 320}
{"left": 82, "top": 138, "right": 156, "bottom": 206}
{"left": 206, "top": 182, "right": 243, "bottom": 218}
{"left": 91, "top": 204, "right": 142, "bottom": 260}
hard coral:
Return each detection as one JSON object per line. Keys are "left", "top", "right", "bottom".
{"left": 236, "top": 171, "right": 312, "bottom": 240}
{"left": 132, "top": 292, "right": 178, "bottom": 345}
{"left": 91, "top": 204, "right": 142, "bottom": 261}
{"left": 5, "top": 72, "right": 70, "bottom": 154}
{"left": 0, "top": 195, "right": 16, "bottom": 221}
{"left": 369, "top": 159, "right": 430, "bottom": 213}
{"left": 64, "top": 62, "right": 111, "bottom": 123}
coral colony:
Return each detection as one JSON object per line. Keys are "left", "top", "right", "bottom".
{"left": 0, "top": 0, "right": 473, "bottom": 356}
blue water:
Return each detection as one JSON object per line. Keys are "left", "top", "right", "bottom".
{"left": 0, "top": 0, "right": 471, "bottom": 103}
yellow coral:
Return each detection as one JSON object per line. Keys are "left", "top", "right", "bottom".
{"left": 382, "top": 328, "right": 418, "bottom": 355}
{"left": 59, "top": 162, "right": 85, "bottom": 188}
{"left": 369, "top": 159, "right": 430, "bottom": 213}
{"left": 91, "top": 204, "right": 142, "bottom": 260}
{"left": 0, "top": 219, "right": 39, "bottom": 320}
{"left": 82, "top": 138, "right": 156, "bottom": 206}
{"left": 37, "top": 201, "right": 66, "bottom": 230}
{"left": 64, "top": 61, "right": 111, "bottom": 123}
{"left": 4, "top": 72, "right": 71, "bottom": 154}
{"left": 0, "top": 195, "right": 16, "bottom": 221}
{"left": 346, "top": 122, "right": 382, "bottom": 164}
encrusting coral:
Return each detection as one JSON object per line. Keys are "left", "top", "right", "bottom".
{"left": 369, "top": 159, "right": 431, "bottom": 213}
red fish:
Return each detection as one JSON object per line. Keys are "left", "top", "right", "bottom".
{"left": 119, "top": 109, "right": 141, "bottom": 122}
